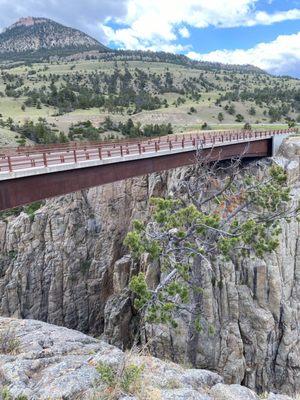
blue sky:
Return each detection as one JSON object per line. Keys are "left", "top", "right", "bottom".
{"left": 190, "top": 1, "right": 300, "bottom": 52}
{"left": 0, "top": 0, "right": 299, "bottom": 77}
{"left": 185, "top": 19, "right": 300, "bottom": 53}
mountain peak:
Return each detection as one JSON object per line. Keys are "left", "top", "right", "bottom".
{"left": 0, "top": 16, "right": 109, "bottom": 59}
{"left": 7, "top": 17, "right": 49, "bottom": 30}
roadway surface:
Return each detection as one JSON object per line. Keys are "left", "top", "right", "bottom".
{"left": 0, "top": 128, "right": 296, "bottom": 211}
{"left": 0, "top": 129, "right": 296, "bottom": 181}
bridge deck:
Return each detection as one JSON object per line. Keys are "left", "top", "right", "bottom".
{"left": 0, "top": 129, "right": 295, "bottom": 181}
{"left": 0, "top": 129, "right": 296, "bottom": 211}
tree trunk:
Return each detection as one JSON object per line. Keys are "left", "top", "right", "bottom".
{"left": 186, "top": 255, "right": 205, "bottom": 366}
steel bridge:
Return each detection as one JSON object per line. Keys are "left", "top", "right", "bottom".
{"left": 0, "top": 129, "right": 296, "bottom": 211}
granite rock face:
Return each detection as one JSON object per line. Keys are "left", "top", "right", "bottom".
{"left": 0, "top": 171, "right": 179, "bottom": 337}
{"left": 0, "top": 139, "right": 300, "bottom": 396}
{"left": 145, "top": 205, "right": 300, "bottom": 396}
{"left": 0, "top": 177, "right": 153, "bottom": 335}
{"left": 0, "top": 317, "right": 295, "bottom": 400}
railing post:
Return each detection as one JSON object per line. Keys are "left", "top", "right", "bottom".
{"left": 138, "top": 143, "right": 141, "bottom": 154}
{"left": 7, "top": 156, "right": 12, "bottom": 172}
{"left": 98, "top": 147, "right": 102, "bottom": 160}
{"left": 43, "top": 153, "right": 47, "bottom": 167}
{"left": 73, "top": 150, "right": 77, "bottom": 163}
{"left": 169, "top": 141, "right": 172, "bottom": 150}
{"left": 155, "top": 142, "right": 158, "bottom": 152}
{"left": 120, "top": 145, "right": 123, "bottom": 157}
{"left": 182, "top": 138, "right": 185, "bottom": 148}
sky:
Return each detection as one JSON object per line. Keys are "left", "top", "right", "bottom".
{"left": 0, "top": 0, "right": 299, "bottom": 77}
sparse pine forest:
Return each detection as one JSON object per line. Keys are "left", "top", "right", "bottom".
{"left": 0, "top": 53, "right": 299, "bottom": 147}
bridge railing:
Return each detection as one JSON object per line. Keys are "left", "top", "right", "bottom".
{"left": 0, "top": 128, "right": 297, "bottom": 174}
{"left": 1, "top": 127, "right": 298, "bottom": 157}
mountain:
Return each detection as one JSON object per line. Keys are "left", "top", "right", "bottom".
{"left": 0, "top": 17, "right": 109, "bottom": 60}
{"left": 0, "top": 17, "right": 265, "bottom": 75}
{"left": 0, "top": 17, "right": 266, "bottom": 75}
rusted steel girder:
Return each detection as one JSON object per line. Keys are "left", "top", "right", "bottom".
{"left": 0, "top": 139, "right": 271, "bottom": 211}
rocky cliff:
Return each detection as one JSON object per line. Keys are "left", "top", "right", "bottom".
{"left": 0, "top": 139, "right": 300, "bottom": 396}
{"left": 0, "top": 317, "right": 295, "bottom": 400}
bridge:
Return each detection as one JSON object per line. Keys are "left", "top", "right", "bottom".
{"left": 0, "top": 128, "right": 296, "bottom": 211}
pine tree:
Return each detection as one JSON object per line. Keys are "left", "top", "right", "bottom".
{"left": 125, "top": 155, "right": 298, "bottom": 364}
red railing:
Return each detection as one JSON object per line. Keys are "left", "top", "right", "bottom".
{"left": 0, "top": 129, "right": 297, "bottom": 174}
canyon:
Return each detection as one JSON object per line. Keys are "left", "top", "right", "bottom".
{"left": 0, "top": 138, "right": 300, "bottom": 397}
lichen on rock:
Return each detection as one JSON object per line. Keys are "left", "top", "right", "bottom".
{"left": 0, "top": 317, "right": 295, "bottom": 400}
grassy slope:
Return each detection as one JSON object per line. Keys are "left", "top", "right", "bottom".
{"left": 0, "top": 59, "right": 299, "bottom": 146}
{"left": 0, "top": 126, "right": 33, "bottom": 146}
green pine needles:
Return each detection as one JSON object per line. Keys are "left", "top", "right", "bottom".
{"left": 125, "top": 158, "right": 297, "bottom": 330}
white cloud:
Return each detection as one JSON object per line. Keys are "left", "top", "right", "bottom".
{"left": 245, "top": 8, "right": 300, "bottom": 26}
{"left": 186, "top": 32, "right": 300, "bottom": 76}
{"left": 178, "top": 26, "right": 190, "bottom": 38}
{"left": 102, "top": 0, "right": 256, "bottom": 48}
{"left": 102, "top": 0, "right": 300, "bottom": 51}
{"left": 187, "top": 51, "right": 204, "bottom": 60}
{"left": 0, "top": 0, "right": 300, "bottom": 77}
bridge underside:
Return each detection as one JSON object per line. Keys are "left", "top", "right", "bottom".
{"left": 0, "top": 139, "right": 271, "bottom": 211}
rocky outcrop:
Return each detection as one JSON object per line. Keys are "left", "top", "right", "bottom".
{"left": 0, "top": 139, "right": 300, "bottom": 396}
{"left": 0, "top": 17, "right": 107, "bottom": 55}
{"left": 0, "top": 317, "right": 295, "bottom": 400}
{"left": 0, "top": 176, "right": 153, "bottom": 334}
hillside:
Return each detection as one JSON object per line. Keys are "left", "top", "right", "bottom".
{"left": 0, "top": 17, "right": 108, "bottom": 60}
{"left": 0, "top": 17, "right": 298, "bottom": 147}
{"left": 0, "top": 58, "right": 299, "bottom": 146}
{"left": 62, "top": 49, "right": 266, "bottom": 75}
